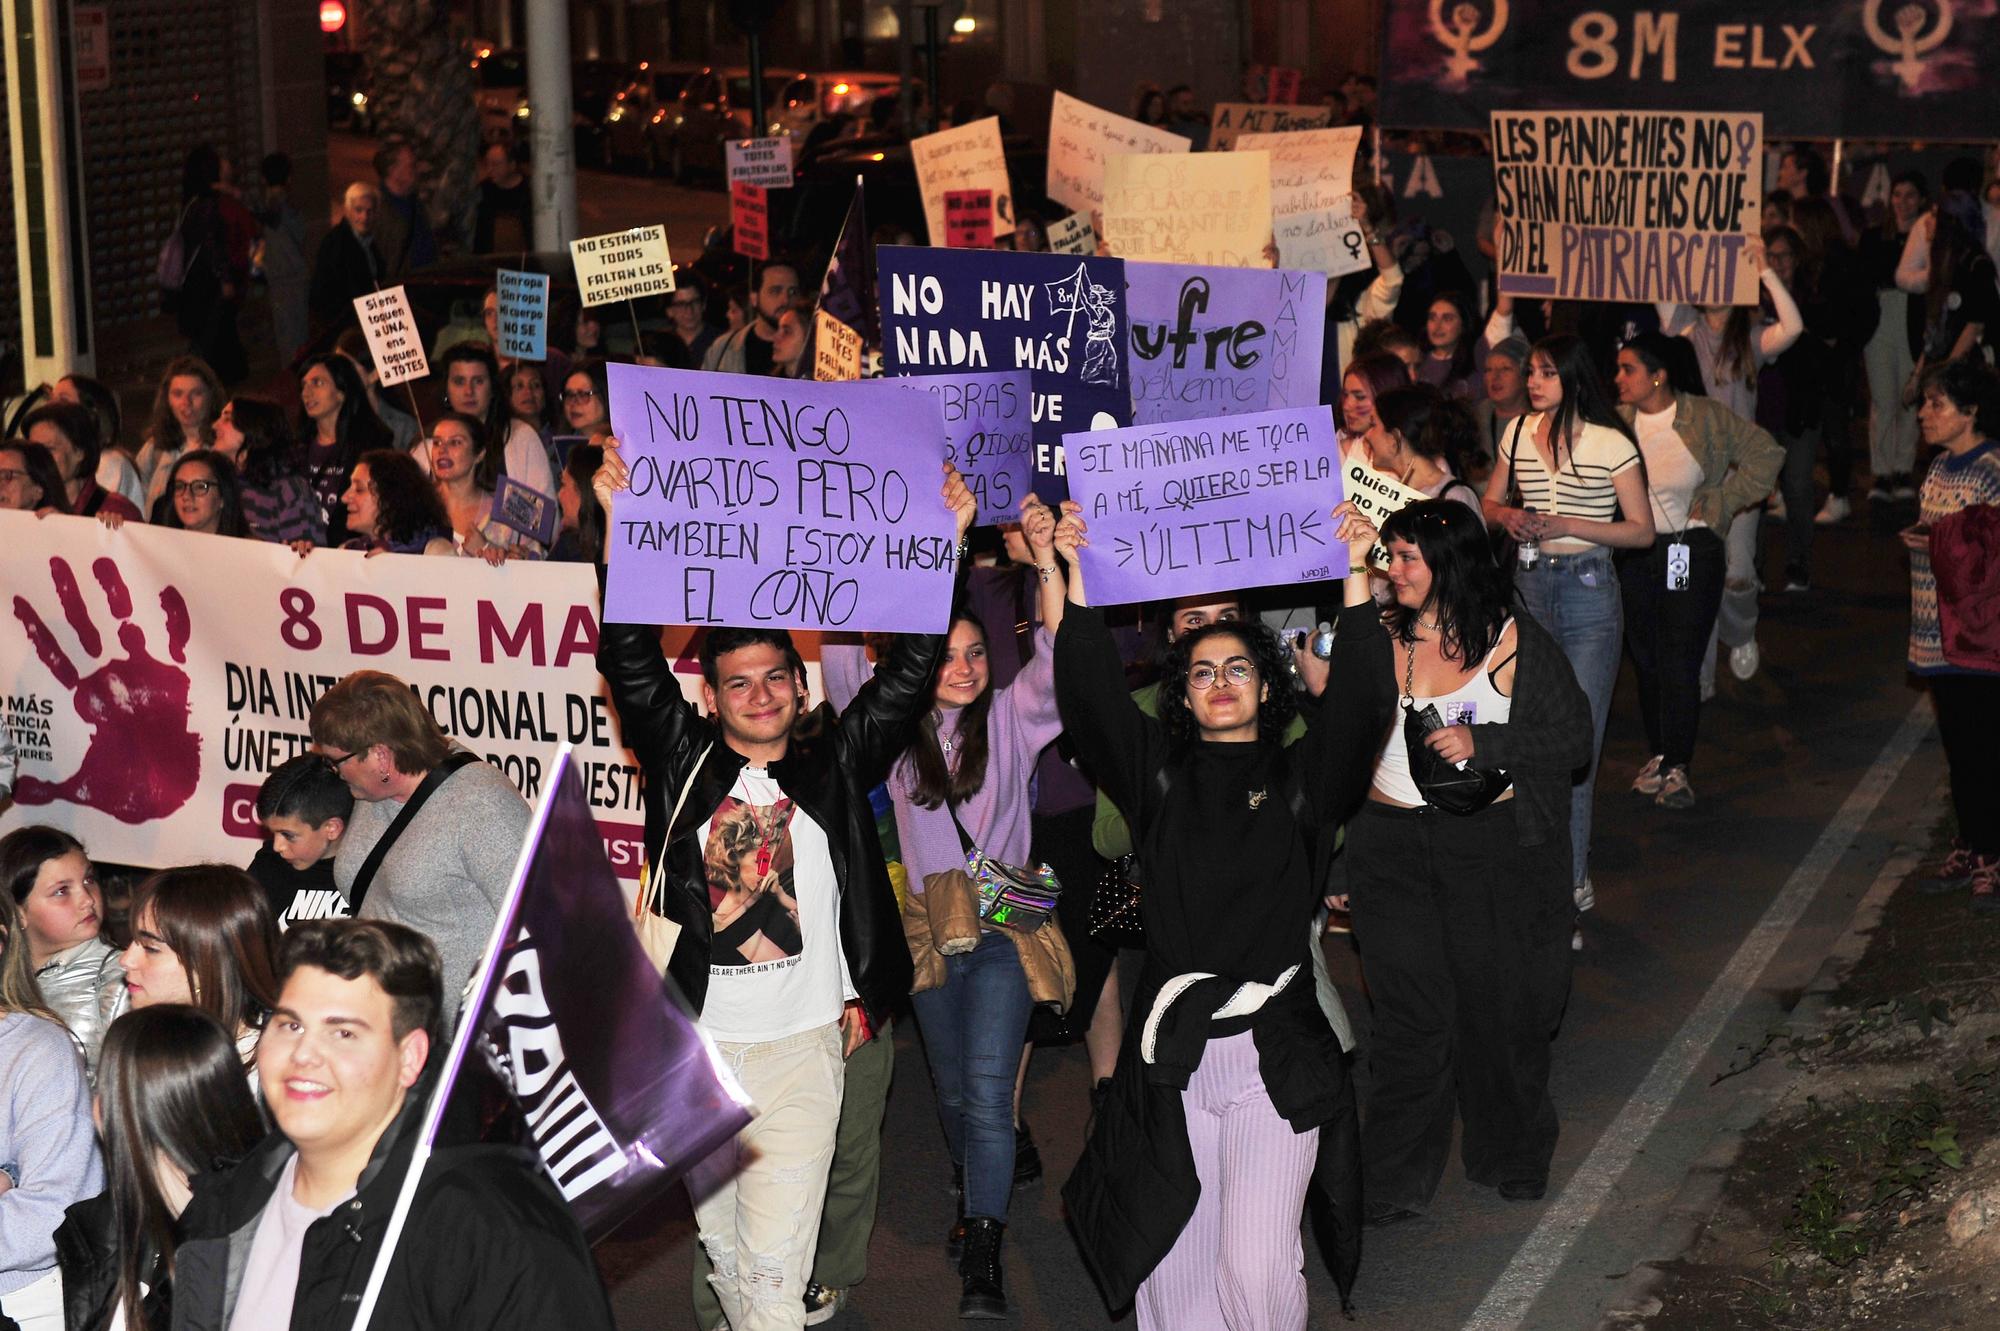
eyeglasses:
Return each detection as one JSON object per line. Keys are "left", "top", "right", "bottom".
{"left": 320, "top": 749, "right": 358, "bottom": 770}
{"left": 170, "top": 479, "right": 219, "bottom": 497}
{"left": 1188, "top": 659, "right": 1256, "bottom": 690}
{"left": 0, "top": 469, "right": 28, "bottom": 485}
{"left": 562, "top": 388, "right": 599, "bottom": 404}
{"left": 669, "top": 296, "right": 701, "bottom": 310}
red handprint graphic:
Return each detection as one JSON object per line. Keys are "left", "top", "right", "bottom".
{"left": 11, "top": 556, "right": 201, "bottom": 823}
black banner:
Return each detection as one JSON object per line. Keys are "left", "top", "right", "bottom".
{"left": 1379, "top": 1, "right": 2000, "bottom": 142}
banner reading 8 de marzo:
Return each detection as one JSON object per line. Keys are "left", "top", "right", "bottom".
{"left": 0, "top": 513, "right": 753, "bottom": 880}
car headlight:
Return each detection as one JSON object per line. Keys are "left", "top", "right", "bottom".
{"left": 351, "top": 91, "right": 367, "bottom": 107}
{"left": 515, "top": 104, "right": 531, "bottom": 118}
{"left": 608, "top": 107, "right": 624, "bottom": 122}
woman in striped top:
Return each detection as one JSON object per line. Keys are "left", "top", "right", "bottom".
{"left": 214, "top": 397, "right": 326, "bottom": 546}
{"left": 1483, "top": 336, "right": 1654, "bottom": 944}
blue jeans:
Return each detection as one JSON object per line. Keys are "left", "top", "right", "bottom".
{"left": 1515, "top": 549, "right": 1622, "bottom": 884}
{"left": 910, "top": 929, "right": 1034, "bottom": 1221}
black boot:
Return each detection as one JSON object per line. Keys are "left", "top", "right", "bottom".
{"left": 1012, "top": 1120, "right": 1042, "bottom": 1187}
{"left": 957, "top": 1217, "right": 1007, "bottom": 1319}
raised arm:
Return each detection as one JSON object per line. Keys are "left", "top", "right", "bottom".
{"left": 1896, "top": 213, "right": 1933, "bottom": 295}
{"left": 1291, "top": 505, "right": 1396, "bottom": 827}
{"left": 1757, "top": 264, "right": 1805, "bottom": 360}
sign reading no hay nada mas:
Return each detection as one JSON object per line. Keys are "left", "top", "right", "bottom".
{"left": 1491, "top": 109, "right": 1762, "bottom": 307}
{"left": 600, "top": 364, "right": 959, "bottom": 633}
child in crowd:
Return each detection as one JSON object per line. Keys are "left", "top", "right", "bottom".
{"left": 0, "top": 825, "right": 125, "bottom": 1077}
{"left": 247, "top": 754, "right": 355, "bottom": 929}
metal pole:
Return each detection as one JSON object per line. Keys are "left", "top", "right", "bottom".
{"left": 3, "top": 0, "right": 94, "bottom": 381}
{"left": 527, "top": 0, "right": 578, "bottom": 251}
{"left": 748, "top": 29, "right": 766, "bottom": 138}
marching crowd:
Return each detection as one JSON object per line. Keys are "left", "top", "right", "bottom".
{"left": 1, "top": 94, "right": 1999, "bottom": 1331}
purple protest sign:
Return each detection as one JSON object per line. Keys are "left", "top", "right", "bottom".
{"left": 903, "top": 370, "right": 1033, "bottom": 526}
{"left": 1126, "top": 262, "right": 1327, "bottom": 427}
{"left": 602, "top": 363, "right": 956, "bottom": 632}
{"left": 1064, "top": 404, "right": 1348, "bottom": 605}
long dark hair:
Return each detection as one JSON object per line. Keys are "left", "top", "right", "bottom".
{"left": 562, "top": 443, "right": 607, "bottom": 563}
{"left": 227, "top": 397, "right": 302, "bottom": 489}
{"left": 1428, "top": 289, "right": 1481, "bottom": 386}
{"left": 905, "top": 612, "right": 994, "bottom": 808}
{"left": 158, "top": 450, "right": 248, "bottom": 537}
{"left": 298, "top": 352, "right": 390, "bottom": 472}
{"left": 1373, "top": 382, "right": 1476, "bottom": 480}
{"left": 1622, "top": 332, "right": 1707, "bottom": 398}
{"left": 359, "top": 448, "right": 448, "bottom": 548}
{"left": 1881, "top": 170, "right": 1929, "bottom": 241}
{"left": 131, "top": 866, "right": 281, "bottom": 1038}
{"left": 431, "top": 408, "right": 500, "bottom": 492}
{"left": 1532, "top": 333, "right": 1635, "bottom": 469}
{"left": 2, "top": 441, "right": 72, "bottom": 514}
{"left": 1380, "top": 499, "right": 1512, "bottom": 665}
{"left": 1156, "top": 619, "right": 1296, "bottom": 748}
{"left": 98, "top": 1006, "right": 265, "bottom": 1324}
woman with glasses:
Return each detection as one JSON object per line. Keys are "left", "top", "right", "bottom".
{"left": 0, "top": 440, "right": 70, "bottom": 516}
{"left": 560, "top": 359, "right": 612, "bottom": 439}
{"left": 155, "top": 450, "right": 249, "bottom": 539}
{"left": 1342, "top": 499, "right": 1591, "bottom": 1223}
{"left": 1057, "top": 500, "right": 1391, "bottom": 1327}
{"left": 667, "top": 277, "right": 719, "bottom": 367}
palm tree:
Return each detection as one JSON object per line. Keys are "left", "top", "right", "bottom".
{"left": 362, "top": 0, "right": 482, "bottom": 246}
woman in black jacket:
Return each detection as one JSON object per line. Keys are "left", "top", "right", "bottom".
{"left": 1341, "top": 498, "right": 1592, "bottom": 1223}
{"left": 1055, "top": 499, "right": 1392, "bottom": 1326}
{"left": 56, "top": 1006, "right": 264, "bottom": 1331}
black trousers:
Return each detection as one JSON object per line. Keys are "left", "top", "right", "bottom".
{"left": 1027, "top": 804, "right": 1117, "bottom": 1044}
{"left": 1618, "top": 529, "right": 1727, "bottom": 770}
{"left": 1345, "top": 800, "right": 1573, "bottom": 1210}
{"left": 1931, "top": 674, "right": 2000, "bottom": 857}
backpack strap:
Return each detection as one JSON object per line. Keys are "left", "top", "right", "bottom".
{"left": 347, "top": 751, "right": 480, "bottom": 911}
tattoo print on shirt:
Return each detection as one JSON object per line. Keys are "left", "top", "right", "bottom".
{"left": 704, "top": 796, "right": 803, "bottom": 967}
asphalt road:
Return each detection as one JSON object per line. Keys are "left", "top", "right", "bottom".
{"left": 590, "top": 507, "right": 1945, "bottom": 1330}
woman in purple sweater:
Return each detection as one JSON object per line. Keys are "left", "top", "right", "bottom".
{"left": 821, "top": 494, "right": 1068, "bottom": 1319}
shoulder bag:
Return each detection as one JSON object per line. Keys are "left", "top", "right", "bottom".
{"left": 632, "top": 743, "right": 712, "bottom": 977}
{"left": 1086, "top": 766, "right": 1173, "bottom": 948}
{"left": 346, "top": 751, "right": 480, "bottom": 911}
{"left": 1399, "top": 640, "right": 1510, "bottom": 816}
{"left": 943, "top": 800, "right": 1061, "bottom": 933}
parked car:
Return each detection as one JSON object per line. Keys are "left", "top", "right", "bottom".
{"left": 775, "top": 71, "right": 903, "bottom": 141}
{"left": 571, "top": 58, "right": 641, "bottom": 167}
{"left": 603, "top": 61, "right": 704, "bottom": 171}
{"left": 325, "top": 51, "right": 374, "bottom": 133}
{"left": 642, "top": 65, "right": 795, "bottom": 185}
{"left": 788, "top": 132, "right": 1050, "bottom": 252}
{"left": 471, "top": 48, "right": 529, "bottom": 137}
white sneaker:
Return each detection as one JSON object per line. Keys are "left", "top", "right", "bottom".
{"left": 1814, "top": 495, "right": 1851, "bottom": 525}
{"left": 1729, "top": 640, "right": 1760, "bottom": 681}
{"left": 1632, "top": 755, "right": 1667, "bottom": 795}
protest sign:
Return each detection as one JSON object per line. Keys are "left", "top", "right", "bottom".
{"left": 813, "top": 309, "right": 863, "bottom": 382}
{"left": 1045, "top": 89, "right": 1191, "bottom": 214}
{"left": 1339, "top": 456, "right": 1434, "bottom": 568}
{"left": 1063, "top": 405, "right": 1348, "bottom": 605}
{"left": 1265, "top": 65, "right": 1302, "bottom": 104}
{"left": 1126, "top": 261, "right": 1327, "bottom": 426}
{"left": 1102, "top": 152, "right": 1272, "bottom": 269}
{"left": 731, "top": 181, "right": 770, "bottom": 260}
{"left": 910, "top": 116, "right": 1013, "bottom": 245}
{"left": 601, "top": 364, "right": 957, "bottom": 632}
{"left": 1276, "top": 202, "right": 1372, "bottom": 279}
{"left": 1047, "top": 211, "right": 1096, "bottom": 256}
{"left": 726, "top": 135, "right": 794, "bottom": 188}
{"left": 494, "top": 269, "right": 550, "bottom": 362}
{"left": 878, "top": 245, "right": 1131, "bottom": 501}
{"left": 1491, "top": 109, "right": 1763, "bottom": 306}
{"left": 353, "top": 287, "right": 428, "bottom": 387}
{"left": 490, "top": 475, "right": 559, "bottom": 547}
{"left": 0, "top": 514, "right": 656, "bottom": 879}
{"left": 906, "top": 369, "right": 1034, "bottom": 523}
{"left": 570, "top": 225, "right": 675, "bottom": 306}
{"left": 943, "top": 189, "right": 996, "bottom": 248}
{"left": 1207, "top": 102, "right": 1331, "bottom": 152}
{"left": 1234, "top": 126, "right": 1366, "bottom": 277}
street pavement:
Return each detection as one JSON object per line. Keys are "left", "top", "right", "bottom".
{"left": 593, "top": 513, "right": 1945, "bottom": 1330}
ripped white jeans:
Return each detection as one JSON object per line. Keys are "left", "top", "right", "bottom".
{"left": 686, "top": 1022, "right": 845, "bottom": 1331}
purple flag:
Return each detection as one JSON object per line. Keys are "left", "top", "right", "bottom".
{"left": 1063, "top": 404, "right": 1349, "bottom": 605}
{"left": 1125, "top": 262, "right": 1327, "bottom": 426}
{"left": 817, "top": 177, "right": 878, "bottom": 347}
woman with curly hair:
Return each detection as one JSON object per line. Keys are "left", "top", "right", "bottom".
{"left": 1055, "top": 498, "right": 1392, "bottom": 1326}
{"left": 212, "top": 396, "right": 326, "bottom": 545}
{"left": 135, "top": 356, "right": 225, "bottom": 516}
{"left": 333, "top": 449, "right": 452, "bottom": 556}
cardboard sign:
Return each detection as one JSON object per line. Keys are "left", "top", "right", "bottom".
{"left": 1045, "top": 90, "right": 1191, "bottom": 215}
{"left": 1278, "top": 200, "right": 1372, "bottom": 280}
{"left": 1339, "top": 456, "right": 1434, "bottom": 568}
{"left": 1063, "top": 405, "right": 1348, "bottom": 604}
{"left": 1102, "top": 152, "right": 1272, "bottom": 269}
{"left": 813, "top": 309, "right": 863, "bottom": 382}
{"left": 726, "top": 135, "right": 793, "bottom": 189}
{"left": 494, "top": 269, "right": 549, "bottom": 361}
{"left": 1208, "top": 102, "right": 1332, "bottom": 152}
{"left": 731, "top": 181, "right": 770, "bottom": 260}
{"left": 907, "top": 370, "right": 1034, "bottom": 524}
{"left": 877, "top": 246, "right": 1131, "bottom": 502}
{"left": 1491, "top": 109, "right": 1764, "bottom": 305}
{"left": 490, "top": 475, "right": 559, "bottom": 547}
{"left": 353, "top": 286, "right": 428, "bottom": 387}
{"left": 1235, "top": 126, "right": 1366, "bottom": 277}
{"left": 1048, "top": 212, "right": 1096, "bottom": 256}
{"left": 1126, "top": 262, "right": 1327, "bottom": 426}
{"left": 943, "top": 189, "right": 995, "bottom": 249}
{"left": 910, "top": 117, "right": 1013, "bottom": 244}
{"left": 601, "top": 364, "right": 957, "bottom": 631}
{"left": 570, "top": 225, "right": 676, "bottom": 306}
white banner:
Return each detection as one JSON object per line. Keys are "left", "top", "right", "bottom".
{"left": 0, "top": 516, "right": 835, "bottom": 879}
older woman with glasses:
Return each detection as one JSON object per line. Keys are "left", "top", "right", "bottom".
{"left": 560, "top": 359, "right": 611, "bottom": 439}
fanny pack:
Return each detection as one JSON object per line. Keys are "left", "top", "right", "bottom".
{"left": 947, "top": 800, "right": 1061, "bottom": 933}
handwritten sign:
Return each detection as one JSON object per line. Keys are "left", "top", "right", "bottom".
{"left": 353, "top": 286, "right": 428, "bottom": 388}
{"left": 1102, "top": 152, "right": 1272, "bottom": 269}
{"left": 1064, "top": 405, "right": 1347, "bottom": 604}
{"left": 602, "top": 365, "right": 956, "bottom": 632}
{"left": 490, "top": 475, "right": 559, "bottom": 547}
{"left": 1208, "top": 102, "right": 1331, "bottom": 152}
{"left": 494, "top": 269, "right": 550, "bottom": 361}
{"left": 910, "top": 117, "right": 1013, "bottom": 245}
{"left": 1048, "top": 212, "right": 1096, "bottom": 256}
{"left": 570, "top": 225, "right": 675, "bottom": 306}
{"left": 907, "top": 370, "right": 1033, "bottom": 524}
{"left": 726, "top": 136, "right": 793, "bottom": 189}
{"left": 943, "top": 189, "right": 995, "bottom": 249}
{"left": 1234, "top": 126, "right": 1365, "bottom": 278}
{"left": 813, "top": 310, "right": 863, "bottom": 382}
{"left": 731, "top": 181, "right": 770, "bottom": 260}
{"left": 878, "top": 246, "right": 1131, "bottom": 502}
{"left": 1126, "top": 262, "right": 1326, "bottom": 426}
{"left": 1339, "top": 457, "right": 1432, "bottom": 569}
{"left": 1491, "top": 109, "right": 1763, "bottom": 306}
{"left": 1045, "top": 90, "right": 1190, "bottom": 215}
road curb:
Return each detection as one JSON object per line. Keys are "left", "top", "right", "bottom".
{"left": 1592, "top": 839, "right": 1930, "bottom": 1328}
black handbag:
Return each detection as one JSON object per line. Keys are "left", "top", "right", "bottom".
{"left": 1088, "top": 853, "right": 1145, "bottom": 947}
{"left": 1399, "top": 640, "right": 1510, "bottom": 816}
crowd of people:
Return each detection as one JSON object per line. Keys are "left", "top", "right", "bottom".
{"left": 3, "top": 72, "right": 2000, "bottom": 1331}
